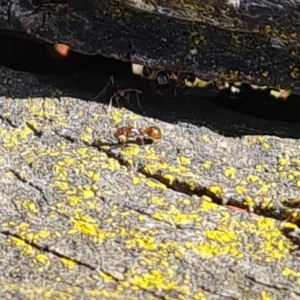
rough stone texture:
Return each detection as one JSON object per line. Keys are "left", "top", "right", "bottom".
{"left": 1, "top": 0, "right": 300, "bottom": 94}
{"left": 0, "top": 63, "right": 300, "bottom": 299}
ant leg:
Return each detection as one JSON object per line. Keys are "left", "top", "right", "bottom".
{"left": 115, "top": 95, "right": 121, "bottom": 108}
{"left": 110, "top": 76, "right": 120, "bottom": 95}
{"left": 107, "top": 94, "right": 117, "bottom": 114}
{"left": 90, "top": 76, "right": 112, "bottom": 100}
{"left": 136, "top": 91, "right": 142, "bottom": 109}
{"left": 124, "top": 92, "right": 130, "bottom": 106}
{"left": 118, "top": 135, "right": 127, "bottom": 149}
{"left": 109, "top": 76, "right": 115, "bottom": 87}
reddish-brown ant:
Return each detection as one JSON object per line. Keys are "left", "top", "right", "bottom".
{"left": 114, "top": 126, "right": 162, "bottom": 148}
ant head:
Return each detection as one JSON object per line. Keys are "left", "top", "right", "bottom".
{"left": 145, "top": 126, "right": 162, "bottom": 140}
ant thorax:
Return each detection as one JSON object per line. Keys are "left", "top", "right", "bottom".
{"left": 129, "top": 127, "right": 142, "bottom": 136}
{"left": 114, "top": 126, "right": 162, "bottom": 147}
{"left": 122, "top": 127, "right": 148, "bottom": 143}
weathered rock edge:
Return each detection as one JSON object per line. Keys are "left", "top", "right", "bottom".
{"left": 2, "top": 0, "right": 300, "bottom": 94}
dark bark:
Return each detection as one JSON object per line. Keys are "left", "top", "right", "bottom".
{"left": 1, "top": 0, "right": 300, "bottom": 93}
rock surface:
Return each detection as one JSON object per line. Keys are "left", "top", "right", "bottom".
{"left": 0, "top": 54, "right": 299, "bottom": 298}
{"left": 0, "top": 2, "right": 300, "bottom": 298}
{"left": 1, "top": 0, "right": 300, "bottom": 93}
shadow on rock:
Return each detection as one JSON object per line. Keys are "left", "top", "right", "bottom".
{"left": 0, "top": 29, "right": 300, "bottom": 139}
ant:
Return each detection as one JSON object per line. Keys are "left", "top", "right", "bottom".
{"left": 143, "top": 67, "right": 187, "bottom": 94}
{"left": 91, "top": 76, "right": 142, "bottom": 113}
{"left": 114, "top": 126, "right": 162, "bottom": 148}
{"left": 132, "top": 64, "right": 195, "bottom": 95}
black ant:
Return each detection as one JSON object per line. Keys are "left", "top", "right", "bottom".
{"left": 133, "top": 65, "right": 195, "bottom": 95}
{"left": 91, "top": 76, "right": 142, "bottom": 113}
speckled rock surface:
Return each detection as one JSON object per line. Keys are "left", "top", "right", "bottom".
{"left": 0, "top": 64, "right": 300, "bottom": 299}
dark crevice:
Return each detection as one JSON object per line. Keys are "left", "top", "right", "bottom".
{"left": 53, "top": 129, "right": 76, "bottom": 143}
{"left": 0, "top": 114, "right": 18, "bottom": 128}
{"left": 26, "top": 121, "right": 43, "bottom": 137}
{"left": 0, "top": 231, "right": 167, "bottom": 299}
{"left": 9, "top": 168, "right": 50, "bottom": 207}
{"left": 137, "top": 168, "right": 292, "bottom": 222}
{"left": 0, "top": 29, "right": 299, "bottom": 138}
{"left": 244, "top": 274, "right": 300, "bottom": 296}
{"left": 0, "top": 230, "right": 96, "bottom": 270}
